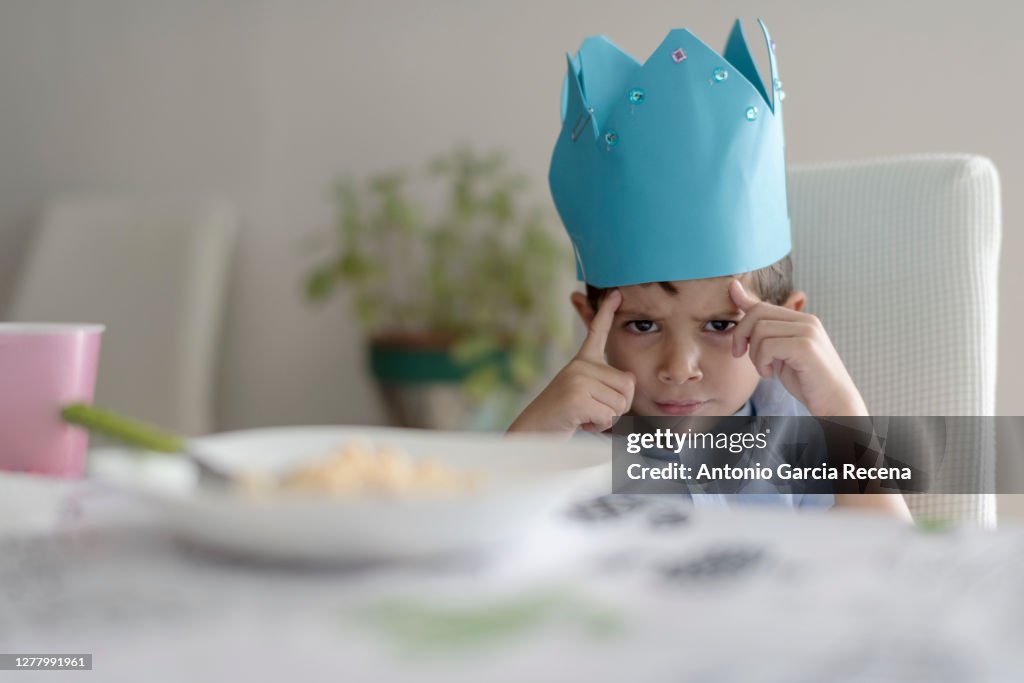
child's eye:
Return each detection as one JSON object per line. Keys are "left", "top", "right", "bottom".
{"left": 704, "top": 320, "right": 737, "bottom": 333}
{"left": 625, "top": 320, "right": 660, "bottom": 334}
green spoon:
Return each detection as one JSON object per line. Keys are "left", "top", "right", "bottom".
{"left": 61, "top": 403, "right": 234, "bottom": 487}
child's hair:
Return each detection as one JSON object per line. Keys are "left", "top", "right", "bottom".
{"left": 585, "top": 254, "right": 794, "bottom": 311}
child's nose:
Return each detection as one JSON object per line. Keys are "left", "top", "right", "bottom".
{"left": 657, "top": 345, "right": 702, "bottom": 384}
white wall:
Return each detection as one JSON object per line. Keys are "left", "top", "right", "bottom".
{"left": 1, "top": 0, "right": 1021, "bottom": 431}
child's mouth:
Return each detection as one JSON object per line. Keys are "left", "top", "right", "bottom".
{"left": 654, "top": 400, "right": 708, "bottom": 416}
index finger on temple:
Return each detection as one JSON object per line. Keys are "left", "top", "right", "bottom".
{"left": 577, "top": 288, "right": 622, "bottom": 360}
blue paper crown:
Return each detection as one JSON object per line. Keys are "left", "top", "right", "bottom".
{"left": 549, "top": 19, "right": 790, "bottom": 288}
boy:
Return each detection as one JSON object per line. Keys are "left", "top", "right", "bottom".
{"left": 508, "top": 19, "right": 910, "bottom": 520}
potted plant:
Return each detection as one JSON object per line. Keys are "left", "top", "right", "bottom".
{"left": 304, "top": 147, "right": 570, "bottom": 430}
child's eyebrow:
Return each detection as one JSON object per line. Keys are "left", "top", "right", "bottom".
{"left": 614, "top": 309, "right": 656, "bottom": 318}
{"left": 613, "top": 308, "right": 741, "bottom": 319}
{"left": 700, "top": 309, "right": 742, "bottom": 319}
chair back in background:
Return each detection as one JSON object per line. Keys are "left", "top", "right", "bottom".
{"left": 6, "top": 198, "right": 238, "bottom": 436}
{"left": 789, "top": 155, "right": 1001, "bottom": 526}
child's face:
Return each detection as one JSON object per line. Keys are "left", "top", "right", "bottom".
{"left": 571, "top": 275, "right": 803, "bottom": 417}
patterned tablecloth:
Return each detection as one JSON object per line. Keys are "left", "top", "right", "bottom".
{"left": 1, "top": 472, "right": 1023, "bottom": 682}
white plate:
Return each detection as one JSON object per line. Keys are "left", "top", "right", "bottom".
{"left": 90, "top": 426, "right": 610, "bottom": 564}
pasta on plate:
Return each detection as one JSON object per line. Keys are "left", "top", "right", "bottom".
{"left": 237, "top": 439, "right": 484, "bottom": 497}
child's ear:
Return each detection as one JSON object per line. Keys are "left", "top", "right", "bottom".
{"left": 783, "top": 289, "right": 807, "bottom": 312}
{"left": 569, "top": 291, "right": 597, "bottom": 327}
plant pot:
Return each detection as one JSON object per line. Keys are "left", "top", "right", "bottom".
{"left": 368, "top": 332, "right": 515, "bottom": 430}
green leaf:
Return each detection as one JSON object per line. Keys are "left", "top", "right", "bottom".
{"left": 370, "top": 172, "right": 404, "bottom": 195}
{"left": 337, "top": 252, "right": 378, "bottom": 280}
{"left": 547, "top": 313, "right": 572, "bottom": 350}
{"left": 508, "top": 346, "right": 539, "bottom": 388}
{"left": 378, "top": 195, "right": 421, "bottom": 235}
{"left": 454, "top": 180, "right": 474, "bottom": 221}
{"left": 462, "top": 363, "right": 503, "bottom": 402}
{"left": 354, "top": 297, "right": 379, "bottom": 329}
{"left": 450, "top": 334, "right": 501, "bottom": 365}
{"left": 305, "top": 267, "right": 336, "bottom": 300}
{"left": 488, "top": 189, "right": 513, "bottom": 222}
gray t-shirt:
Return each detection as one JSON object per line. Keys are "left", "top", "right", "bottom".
{"left": 689, "top": 378, "right": 833, "bottom": 509}
{"left": 593, "top": 378, "right": 834, "bottom": 510}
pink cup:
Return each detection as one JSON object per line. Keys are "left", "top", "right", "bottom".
{"left": 0, "top": 323, "right": 104, "bottom": 478}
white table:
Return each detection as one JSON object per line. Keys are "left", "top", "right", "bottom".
{"left": 2, "top": 470, "right": 1023, "bottom": 682}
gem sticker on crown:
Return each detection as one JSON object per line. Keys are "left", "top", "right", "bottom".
{"left": 712, "top": 68, "right": 728, "bottom": 83}
{"left": 604, "top": 130, "right": 619, "bottom": 149}
{"left": 628, "top": 88, "right": 645, "bottom": 105}
{"left": 773, "top": 79, "right": 786, "bottom": 103}
{"left": 745, "top": 106, "right": 758, "bottom": 121}
{"left": 671, "top": 48, "right": 687, "bottom": 63}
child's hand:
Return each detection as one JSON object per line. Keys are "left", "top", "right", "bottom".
{"left": 729, "top": 280, "right": 869, "bottom": 417}
{"left": 507, "top": 289, "right": 636, "bottom": 436}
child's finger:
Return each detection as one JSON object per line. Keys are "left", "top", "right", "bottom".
{"left": 575, "top": 362, "right": 635, "bottom": 400}
{"left": 577, "top": 289, "right": 622, "bottom": 362}
{"left": 749, "top": 337, "right": 809, "bottom": 378}
{"left": 586, "top": 381, "right": 631, "bottom": 417}
{"left": 746, "top": 320, "right": 814, "bottom": 365}
{"left": 728, "top": 279, "right": 760, "bottom": 312}
{"left": 730, "top": 295, "right": 806, "bottom": 358}
{"left": 578, "top": 400, "right": 617, "bottom": 432}
{"left": 729, "top": 280, "right": 762, "bottom": 357}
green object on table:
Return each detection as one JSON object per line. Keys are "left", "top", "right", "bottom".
{"left": 915, "top": 517, "right": 956, "bottom": 533}
{"left": 60, "top": 403, "right": 187, "bottom": 454}
{"left": 357, "top": 589, "right": 622, "bottom": 654}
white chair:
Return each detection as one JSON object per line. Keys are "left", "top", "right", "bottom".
{"left": 5, "top": 198, "right": 238, "bottom": 436}
{"left": 788, "top": 154, "right": 1001, "bottom": 526}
